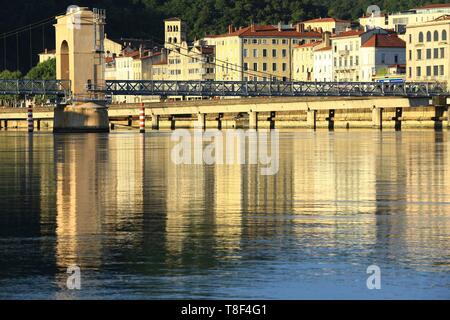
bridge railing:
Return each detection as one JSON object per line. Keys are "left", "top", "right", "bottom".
{"left": 100, "top": 80, "right": 447, "bottom": 97}
{"left": 0, "top": 79, "right": 71, "bottom": 97}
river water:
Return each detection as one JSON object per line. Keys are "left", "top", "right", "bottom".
{"left": 0, "top": 130, "right": 449, "bottom": 299}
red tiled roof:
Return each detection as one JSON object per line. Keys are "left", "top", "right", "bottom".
{"left": 361, "top": 34, "right": 405, "bottom": 48}
{"left": 303, "top": 17, "right": 350, "bottom": 23}
{"left": 207, "top": 25, "right": 322, "bottom": 38}
{"left": 415, "top": 3, "right": 450, "bottom": 10}
{"left": 331, "top": 29, "right": 364, "bottom": 38}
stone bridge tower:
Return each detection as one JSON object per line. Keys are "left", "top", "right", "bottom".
{"left": 53, "top": 6, "right": 109, "bottom": 133}
{"left": 55, "top": 6, "right": 105, "bottom": 96}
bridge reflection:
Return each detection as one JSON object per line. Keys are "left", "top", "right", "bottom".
{"left": 0, "top": 130, "right": 449, "bottom": 296}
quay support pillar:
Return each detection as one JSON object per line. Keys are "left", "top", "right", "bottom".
{"left": 196, "top": 113, "right": 206, "bottom": 130}
{"left": 448, "top": 107, "right": 450, "bottom": 129}
{"left": 306, "top": 109, "right": 317, "bottom": 130}
{"left": 170, "top": 116, "right": 176, "bottom": 130}
{"left": 327, "top": 109, "right": 335, "bottom": 131}
{"left": 248, "top": 110, "right": 258, "bottom": 130}
{"left": 393, "top": 107, "right": 402, "bottom": 131}
{"left": 151, "top": 114, "right": 160, "bottom": 130}
{"left": 53, "top": 102, "right": 110, "bottom": 133}
{"left": 217, "top": 113, "right": 223, "bottom": 130}
{"left": 268, "top": 111, "right": 276, "bottom": 129}
{"left": 372, "top": 107, "right": 383, "bottom": 130}
{"left": 432, "top": 96, "right": 447, "bottom": 131}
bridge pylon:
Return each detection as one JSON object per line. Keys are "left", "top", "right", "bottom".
{"left": 53, "top": 6, "right": 109, "bottom": 133}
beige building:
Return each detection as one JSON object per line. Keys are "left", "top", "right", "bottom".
{"left": 301, "top": 17, "right": 351, "bottom": 34}
{"left": 359, "top": 33, "right": 406, "bottom": 81}
{"left": 292, "top": 42, "right": 322, "bottom": 81}
{"left": 204, "top": 24, "right": 321, "bottom": 81}
{"left": 166, "top": 41, "right": 215, "bottom": 81}
{"left": 147, "top": 18, "right": 215, "bottom": 100}
{"left": 38, "top": 49, "right": 56, "bottom": 63}
{"left": 104, "top": 35, "right": 122, "bottom": 58}
{"left": 108, "top": 49, "right": 167, "bottom": 103}
{"left": 313, "top": 46, "right": 333, "bottom": 81}
{"left": 331, "top": 29, "right": 393, "bottom": 82}
{"left": 360, "top": 3, "right": 450, "bottom": 33}
{"left": 406, "top": 15, "right": 450, "bottom": 85}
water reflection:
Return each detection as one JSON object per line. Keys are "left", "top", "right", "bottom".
{"left": 0, "top": 130, "right": 448, "bottom": 299}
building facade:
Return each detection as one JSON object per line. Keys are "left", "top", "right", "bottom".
{"left": 204, "top": 24, "right": 322, "bottom": 81}
{"left": 313, "top": 46, "right": 333, "bottom": 81}
{"left": 360, "top": 3, "right": 450, "bottom": 33}
{"left": 292, "top": 32, "right": 332, "bottom": 81}
{"left": 406, "top": 15, "right": 450, "bottom": 85}
{"left": 359, "top": 33, "right": 406, "bottom": 81}
{"left": 331, "top": 29, "right": 392, "bottom": 82}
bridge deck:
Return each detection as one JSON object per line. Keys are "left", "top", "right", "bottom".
{"left": 0, "top": 79, "right": 447, "bottom": 98}
{"left": 100, "top": 80, "right": 447, "bottom": 98}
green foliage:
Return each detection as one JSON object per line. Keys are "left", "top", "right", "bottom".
{"left": 0, "top": 70, "right": 22, "bottom": 80}
{"left": 25, "top": 58, "right": 56, "bottom": 80}
{"left": 0, "top": 70, "right": 22, "bottom": 106}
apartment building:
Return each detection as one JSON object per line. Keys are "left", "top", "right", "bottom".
{"left": 360, "top": 3, "right": 450, "bottom": 33}
{"left": 292, "top": 32, "right": 332, "bottom": 81}
{"left": 331, "top": 28, "right": 392, "bottom": 81}
{"left": 406, "top": 15, "right": 450, "bottom": 84}
{"left": 204, "top": 24, "right": 321, "bottom": 81}
{"left": 359, "top": 33, "right": 406, "bottom": 81}
{"left": 166, "top": 41, "right": 215, "bottom": 81}
{"left": 313, "top": 46, "right": 333, "bottom": 81}
{"left": 301, "top": 17, "right": 351, "bottom": 34}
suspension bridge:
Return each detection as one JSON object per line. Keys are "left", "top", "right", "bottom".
{"left": 0, "top": 6, "right": 448, "bottom": 133}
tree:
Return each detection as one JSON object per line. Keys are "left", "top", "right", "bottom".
{"left": 0, "top": 70, "right": 22, "bottom": 107}
{"left": 25, "top": 58, "right": 56, "bottom": 80}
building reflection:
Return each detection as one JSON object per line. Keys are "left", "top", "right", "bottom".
{"left": 23, "top": 129, "right": 448, "bottom": 295}
{"left": 54, "top": 134, "right": 105, "bottom": 271}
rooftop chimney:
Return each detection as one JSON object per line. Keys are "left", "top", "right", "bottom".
{"left": 228, "top": 24, "right": 233, "bottom": 34}
{"left": 278, "top": 21, "right": 282, "bottom": 31}
{"left": 250, "top": 23, "right": 255, "bottom": 32}
{"left": 322, "top": 31, "right": 331, "bottom": 46}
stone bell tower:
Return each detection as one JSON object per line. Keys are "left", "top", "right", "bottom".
{"left": 53, "top": 6, "right": 109, "bottom": 133}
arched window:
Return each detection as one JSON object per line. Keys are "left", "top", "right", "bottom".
{"left": 442, "top": 30, "right": 447, "bottom": 41}
{"left": 419, "top": 32, "right": 424, "bottom": 42}
{"left": 168, "top": 37, "right": 172, "bottom": 43}
{"left": 174, "top": 37, "right": 177, "bottom": 43}
{"left": 434, "top": 30, "right": 439, "bottom": 41}
{"left": 426, "top": 31, "right": 432, "bottom": 42}
{"left": 175, "top": 26, "right": 178, "bottom": 32}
